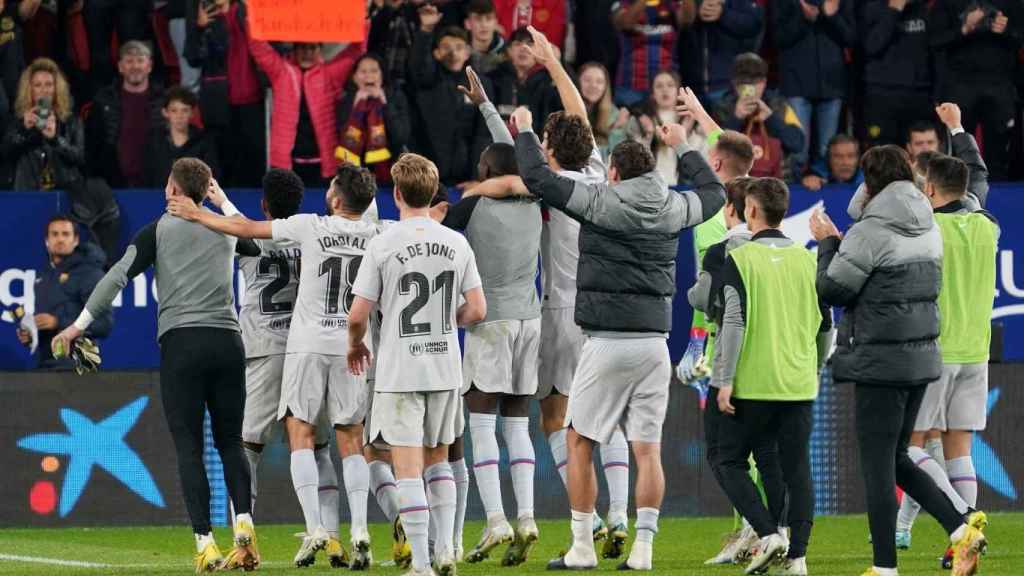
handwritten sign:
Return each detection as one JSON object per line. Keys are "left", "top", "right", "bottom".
{"left": 248, "top": 0, "right": 366, "bottom": 43}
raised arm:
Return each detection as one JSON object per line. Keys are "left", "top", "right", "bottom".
{"left": 677, "top": 86, "right": 721, "bottom": 141}
{"left": 658, "top": 123, "right": 726, "bottom": 226}
{"left": 460, "top": 67, "right": 513, "bottom": 144}
{"left": 525, "top": 26, "right": 587, "bottom": 123}
{"left": 937, "top": 103, "right": 989, "bottom": 207}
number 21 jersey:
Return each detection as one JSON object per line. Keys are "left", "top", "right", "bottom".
{"left": 352, "top": 217, "right": 481, "bottom": 393}
{"left": 272, "top": 213, "right": 383, "bottom": 356}
{"left": 238, "top": 239, "right": 301, "bottom": 359}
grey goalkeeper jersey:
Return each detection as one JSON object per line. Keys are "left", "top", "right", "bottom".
{"left": 85, "top": 212, "right": 242, "bottom": 340}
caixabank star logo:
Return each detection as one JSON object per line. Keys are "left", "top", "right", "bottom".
{"left": 16, "top": 396, "right": 165, "bottom": 517}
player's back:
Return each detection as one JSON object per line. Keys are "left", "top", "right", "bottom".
{"left": 271, "top": 213, "right": 382, "bottom": 355}
{"left": 154, "top": 213, "right": 240, "bottom": 338}
{"left": 465, "top": 197, "right": 541, "bottom": 322}
{"left": 238, "top": 239, "right": 301, "bottom": 359}
{"left": 365, "top": 217, "right": 478, "bottom": 393}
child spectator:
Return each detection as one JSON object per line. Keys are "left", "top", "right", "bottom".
{"left": 611, "top": 0, "right": 690, "bottom": 106}
{"left": 144, "top": 85, "right": 219, "bottom": 187}
{"left": 678, "top": 0, "right": 763, "bottom": 106}
{"left": 715, "top": 53, "right": 805, "bottom": 180}
{"left": 335, "top": 53, "right": 412, "bottom": 184}
{"left": 246, "top": 10, "right": 364, "bottom": 187}
{"left": 493, "top": 0, "right": 566, "bottom": 48}
{"left": 578, "top": 62, "right": 628, "bottom": 161}
{"left": 772, "top": 0, "right": 854, "bottom": 172}
{"left": 801, "top": 133, "right": 863, "bottom": 191}
{"left": 409, "top": 7, "right": 491, "bottom": 185}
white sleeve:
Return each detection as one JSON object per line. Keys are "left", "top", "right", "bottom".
{"left": 351, "top": 243, "right": 383, "bottom": 302}
{"left": 271, "top": 214, "right": 312, "bottom": 244}
{"left": 460, "top": 246, "right": 483, "bottom": 293}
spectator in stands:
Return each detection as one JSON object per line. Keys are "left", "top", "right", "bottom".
{"left": 143, "top": 86, "right": 219, "bottom": 187}
{"left": 466, "top": 0, "right": 506, "bottom": 90}
{"left": 578, "top": 62, "right": 628, "bottom": 161}
{"left": 611, "top": 0, "right": 691, "bottom": 106}
{"left": 801, "top": 133, "right": 863, "bottom": 191}
{"left": 861, "top": 0, "right": 933, "bottom": 149}
{"left": 19, "top": 215, "right": 112, "bottom": 370}
{"left": 368, "top": 0, "right": 463, "bottom": 89}
{"left": 246, "top": 12, "right": 364, "bottom": 188}
{"left": 574, "top": 0, "right": 619, "bottom": 85}
{"left": 165, "top": 0, "right": 199, "bottom": 93}
{"left": 87, "top": 41, "right": 163, "bottom": 188}
{"left": 409, "top": 8, "right": 491, "bottom": 185}
{"left": 715, "top": 53, "right": 805, "bottom": 180}
{"left": 0, "top": 0, "right": 33, "bottom": 101}
{"left": 490, "top": 27, "right": 561, "bottom": 129}
{"left": 493, "top": 0, "right": 566, "bottom": 48}
{"left": 773, "top": 0, "right": 854, "bottom": 173}
{"left": 335, "top": 53, "right": 411, "bottom": 184}
{"left": 627, "top": 70, "right": 708, "bottom": 185}
{"left": 931, "top": 0, "right": 1022, "bottom": 180}
{"left": 185, "top": 0, "right": 266, "bottom": 187}
{"left": 678, "top": 0, "right": 763, "bottom": 106}
{"left": 2, "top": 58, "right": 84, "bottom": 191}
{"left": 906, "top": 120, "right": 941, "bottom": 156}
{"left": 83, "top": 0, "right": 150, "bottom": 95}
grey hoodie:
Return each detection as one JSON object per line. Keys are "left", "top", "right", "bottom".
{"left": 817, "top": 180, "right": 943, "bottom": 386}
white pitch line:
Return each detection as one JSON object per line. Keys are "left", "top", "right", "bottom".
{"left": 0, "top": 553, "right": 111, "bottom": 568}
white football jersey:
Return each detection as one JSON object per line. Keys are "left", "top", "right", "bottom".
{"left": 541, "top": 145, "right": 606, "bottom": 309}
{"left": 352, "top": 216, "right": 481, "bottom": 393}
{"left": 272, "top": 213, "right": 384, "bottom": 356}
{"left": 238, "top": 239, "right": 301, "bottom": 359}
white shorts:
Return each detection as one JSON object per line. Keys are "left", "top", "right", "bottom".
{"left": 362, "top": 379, "right": 391, "bottom": 450}
{"left": 244, "top": 355, "right": 329, "bottom": 445}
{"left": 536, "top": 307, "right": 585, "bottom": 399}
{"left": 914, "top": 363, "right": 988, "bottom": 432}
{"left": 278, "top": 352, "right": 370, "bottom": 427}
{"left": 462, "top": 318, "right": 541, "bottom": 396}
{"left": 566, "top": 336, "right": 671, "bottom": 444}
{"left": 369, "top": 389, "right": 464, "bottom": 448}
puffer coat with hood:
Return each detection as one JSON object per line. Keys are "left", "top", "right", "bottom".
{"left": 816, "top": 180, "right": 943, "bottom": 387}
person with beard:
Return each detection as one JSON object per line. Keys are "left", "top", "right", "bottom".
{"left": 87, "top": 41, "right": 164, "bottom": 188}
{"left": 144, "top": 86, "right": 220, "bottom": 187}
{"left": 801, "top": 134, "right": 863, "bottom": 191}
{"left": 409, "top": 4, "right": 491, "bottom": 186}
{"left": 246, "top": 9, "right": 364, "bottom": 188}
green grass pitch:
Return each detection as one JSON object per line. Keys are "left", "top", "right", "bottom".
{"left": 0, "top": 514, "right": 1021, "bottom": 574}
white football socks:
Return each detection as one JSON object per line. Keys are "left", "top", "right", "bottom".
{"left": 601, "top": 427, "right": 630, "bottom": 527}
{"left": 947, "top": 456, "right": 978, "bottom": 509}
{"left": 502, "top": 416, "right": 535, "bottom": 520}
{"left": 398, "top": 478, "right": 430, "bottom": 571}
{"left": 548, "top": 428, "right": 569, "bottom": 488}
{"left": 425, "top": 462, "right": 457, "bottom": 559}
{"left": 314, "top": 447, "right": 339, "bottom": 539}
{"left": 451, "top": 458, "right": 470, "bottom": 550}
{"left": 243, "top": 446, "right": 262, "bottom": 515}
{"left": 342, "top": 454, "right": 370, "bottom": 539}
{"left": 369, "top": 459, "right": 400, "bottom": 523}
{"left": 290, "top": 449, "right": 321, "bottom": 535}
{"left": 908, "top": 446, "right": 968, "bottom": 514}
{"left": 469, "top": 413, "right": 504, "bottom": 520}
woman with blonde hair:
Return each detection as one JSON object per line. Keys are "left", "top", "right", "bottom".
{"left": 577, "top": 62, "right": 627, "bottom": 161}
{"left": 1, "top": 57, "right": 84, "bottom": 191}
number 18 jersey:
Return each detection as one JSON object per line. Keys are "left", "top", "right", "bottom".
{"left": 272, "top": 213, "right": 384, "bottom": 356}
{"left": 352, "top": 217, "right": 481, "bottom": 393}
{"left": 238, "top": 239, "right": 301, "bottom": 359}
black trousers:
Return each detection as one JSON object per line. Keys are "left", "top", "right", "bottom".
{"left": 945, "top": 80, "right": 1016, "bottom": 181}
{"left": 855, "top": 383, "right": 965, "bottom": 568}
{"left": 214, "top": 102, "right": 267, "bottom": 188}
{"left": 84, "top": 0, "right": 149, "bottom": 95}
{"left": 160, "top": 327, "right": 251, "bottom": 535}
{"left": 714, "top": 395, "right": 814, "bottom": 559}
{"left": 862, "top": 88, "right": 934, "bottom": 149}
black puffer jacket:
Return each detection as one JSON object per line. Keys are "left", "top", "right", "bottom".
{"left": 1, "top": 114, "right": 86, "bottom": 191}
{"left": 773, "top": 0, "right": 855, "bottom": 99}
{"left": 816, "top": 180, "right": 943, "bottom": 387}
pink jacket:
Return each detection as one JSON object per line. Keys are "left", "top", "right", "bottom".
{"left": 248, "top": 39, "right": 364, "bottom": 178}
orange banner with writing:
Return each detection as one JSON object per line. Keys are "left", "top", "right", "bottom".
{"left": 248, "top": 0, "right": 366, "bottom": 43}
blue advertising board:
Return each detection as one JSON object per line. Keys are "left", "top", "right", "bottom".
{"left": 0, "top": 184, "right": 1020, "bottom": 369}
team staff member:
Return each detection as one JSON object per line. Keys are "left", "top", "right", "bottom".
{"left": 811, "top": 145, "right": 985, "bottom": 576}
{"left": 512, "top": 103, "right": 725, "bottom": 570}
{"left": 713, "top": 178, "right": 834, "bottom": 576}
{"left": 52, "top": 158, "right": 258, "bottom": 573}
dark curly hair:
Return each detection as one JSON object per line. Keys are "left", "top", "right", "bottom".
{"left": 262, "top": 169, "right": 304, "bottom": 219}
{"left": 542, "top": 112, "right": 593, "bottom": 172}
{"left": 333, "top": 164, "right": 377, "bottom": 214}
{"left": 609, "top": 140, "right": 655, "bottom": 181}
{"left": 861, "top": 145, "right": 914, "bottom": 200}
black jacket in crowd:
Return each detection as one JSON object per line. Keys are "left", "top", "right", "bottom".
{"left": 369, "top": 2, "right": 465, "bottom": 89}
{"left": 773, "top": 0, "right": 855, "bottom": 100}
{"left": 515, "top": 130, "right": 725, "bottom": 334}
{"left": 1, "top": 114, "right": 86, "bottom": 191}
{"left": 490, "top": 64, "right": 563, "bottom": 133}
{"left": 35, "top": 242, "right": 114, "bottom": 369}
{"left": 335, "top": 87, "right": 412, "bottom": 161}
{"left": 143, "top": 125, "right": 221, "bottom": 188}
{"left": 930, "top": 0, "right": 1024, "bottom": 83}
{"left": 408, "top": 30, "right": 491, "bottom": 185}
{"left": 861, "top": 0, "right": 933, "bottom": 93}
{"left": 86, "top": 81, "right": 164, "bottom": 187}
{"left": 678, "top": 0, "right": 764, "bottom": 97}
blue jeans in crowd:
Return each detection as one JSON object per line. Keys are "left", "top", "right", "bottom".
{"left": 787, "top": 97, "right": 842, "bottom": 172}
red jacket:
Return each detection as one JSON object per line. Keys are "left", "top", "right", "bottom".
{"left": 494, "top": 0, "right": 566, "bottom": 49}
{"left": 247, "top": 39, "right": 364, "bottom": 178}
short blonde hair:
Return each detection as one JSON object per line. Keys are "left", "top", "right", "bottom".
{"left": 391, "top": 153, "right": 440, "bottom": 208}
